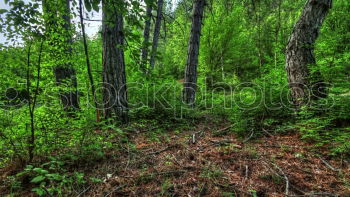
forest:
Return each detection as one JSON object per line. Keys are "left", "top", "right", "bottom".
{"left": 0, "top": 0, "right": 349, "bottom": 196}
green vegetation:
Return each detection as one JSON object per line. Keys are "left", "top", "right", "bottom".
{"left": 0, "top": 0, "right": 349, "bottom": 196}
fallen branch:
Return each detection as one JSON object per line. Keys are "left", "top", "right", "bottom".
{"left": 199, "top": 182, "right": 207, "bottom": 196}
{"left": 245, "top": 165, "right": 249, "bottom": 179}
{"left": 243, "top": 130, "right": 254, "bottom": 143}
{"left": 213, "top": 125, "right": 234, "bottom": 136}
{"left": 304, "top": 192, "right": 339, "bottom": 197}
{"left": 262, "top": 128, "right": 274, "bottom": 137}
{"left": 318, "top": 156, "right": 341, "bottom": 172}
{"left": 270, "top": 162, "right": 289, "bottom": 196}
{"left": 147, "top": 145, "right": 175, "bottom": 155}
{"left": 209, "top": 139, "right": 241, "bottom": 148}
{"left": 104, "top": 184, "right": 125, "bottom": 197}
{"left": 191, "top": 130, "right": 203, "bottom": 144}
{"left": 263, "top": 161, "right": 290, "bottom": 196}
{"left": 288, "top": 192, "right": 339, "bottom": 197}
{"left": 77, "top": 185, "right": 91, "bottom": 197}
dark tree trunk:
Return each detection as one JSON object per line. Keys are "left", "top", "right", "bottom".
{"left": 102, "top": 0, "right": 128, "bottom": 123}
{"left": 183, "top": 0, "right": 205, "bottom": 107}
{"left": 285, "top": 0, "right": 332, "bottom": 106}
{"left": 141, "top": 1, "right": 153, "bottom": 72}
{"left": 53, "top": 66, "right": 79, "bottom": 111}
{"left": 149, "top": 0, "right": 164, "bottom": 69}
{"left": 42, "top": 0, "right": 80, "bottom": 111}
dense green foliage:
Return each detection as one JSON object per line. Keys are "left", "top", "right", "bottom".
{"left": 0, "top": 0, "right": 349, "bottom": 195}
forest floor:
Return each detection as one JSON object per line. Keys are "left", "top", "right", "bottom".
{"left": 1, "top": 118, "right": 350, "bottom": 196}
{"left": 81, "top": 119, "right": 350, "bottom": 197}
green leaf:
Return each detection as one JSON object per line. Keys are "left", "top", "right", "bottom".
{"left": 92, "top": 0, "right": 99, "bottom": 12}
{"left": 46, "top": 173, "right": 62, "bottom": 181}
{"left": 84, "top": 0, "right": 92, "bottom": 12}
{"left": 32, "top": 187, "right": 46, "bottom": 196}
{"left": 90, "top": 177, "right": 102, "bottom": 183}
{"left": 33, "top": 168, "right": 48, "bottom": 174}
{"left": 0, "top": 9, "right": 7, "bottom": 15}
{"left": 25, "top": 165, "right": 34, "bottom": 170}
{"left": 31, "top": 175, "right": 46, "bottom": 183}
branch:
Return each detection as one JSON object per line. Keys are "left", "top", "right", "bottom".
{"left": 270, "top": 162, "right": 289, "bottom": 196}
{"left": 318, "top": 156, "right": 341, "bottom": 172}
{"left": 147, "top": 145, "right": 175, "bottom": 155}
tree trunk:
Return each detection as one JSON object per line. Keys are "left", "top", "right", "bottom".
{"left": 42, "top": 0, "right": 80, "bottom": 111}
{"left": 183, "top": 0, "right": 205, "bottom": 107}
{"left": 149, "top": 0, "right": 164, "bottom": 69}
{"left": 141, "top": 1, "right": 153, "bottom": 72}
{"left": 285, "top": 0, "right": 331, "bottom": 106}
{"left": 102, "top": 0, "right": 128, "bottom": 123}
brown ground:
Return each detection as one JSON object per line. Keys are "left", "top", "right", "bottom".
{"left": 84, "top": 123, "right": 350, "bottom": 197}
{"left": 1, "top": 120, "right": 350, "bottom": 196}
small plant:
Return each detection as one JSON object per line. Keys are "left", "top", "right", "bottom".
{"left": 13, "top": 158, "right": 88, "bottom": 196}
{"left": 260, "top": 174, "right": 284, "bottom": 185}
{"left": 243, "top": 146, "right": 260, "bottom": 159}
{"left": 200, "top": 166, "right": 223, "bottom": 180}
{"left": 161, "top": 179, "right": 174, "bottom": 196}
{"left": 248, "top": 189, "right": 258, "bottom": 197}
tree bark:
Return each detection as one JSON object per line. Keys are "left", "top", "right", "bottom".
{"left": 285, "top": 0, "right": 331, "bottom": 106}
{"left": 149, "top": 0, "right": 164, "bottom": 69}
{"left": 102, "top": 0, "right": 128, "bottom": 123}
{"left": 183, "top": 0, "right": 205, "bottom": 107}
{"left": 141, "top": 1, "right": 153, "bottom": 72}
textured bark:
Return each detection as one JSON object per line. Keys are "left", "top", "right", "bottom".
{"left": 183, "top": 0, "right": 205, "bottom": 106}
{"left": 102, "top": 0, "right": 128, "bottom": 123}
{"left": 285, "top": 0, "right": 331, "bottom": 106}
{"left": 140, "top": 1, "right": 153, "bottom": 72}
{"left": 149, "top": 0, "right": 164, "bottom": 69}
{"left": 43, "top": 0, "right": 80, "bottom": 111}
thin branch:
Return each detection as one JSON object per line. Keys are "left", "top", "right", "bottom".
{"left": 77, "top": 185, "right": 91, "bottom": 197}
{"left": 32, "top": 39, "right": 44, "bottom": 113}
{"left": 79, "top": 0, "right": 98, "bottom": 111}
{"left": 243, "top": 129, "right": 254, "bottom": 143}
{"left": 270, "top": 162, "right": 289, "bottom": 196}
{"left": 147, "top": 145, "right": 174, "bottom": 155}
{"left": 318, "top": 156, "right": 341, "bottom": 172}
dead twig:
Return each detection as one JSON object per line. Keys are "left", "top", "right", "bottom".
{"left": 213, "top": 125, "right": 234, "bottom": 136}
{"left": 262, "top": 127, "right": 274, "bottom": 137}
{"left": 147, "top": 145, "right": 174, "bottom": 155}
{"left": 243, "top": 130, "right": 254, "bottom": 143}
{"left": 270, "top": 162, "right": 289, "bottom": 196}
{"left": 263, "top": 161, "right": 290, "bottom": 196}
{"left": 318, "top": 156, "right": 341, "bottom": 172}
{"left": 288, "top": 192, "right": 339, "bottom": 197}
{"left": 209, "top": 139, "right": 242, "bottom": 148}
{"left": 191, "top": 130, "right": 203, "bottom": 144}
{"left": 199, "top": 182, "right": 207, "bottom": 196}
{"left": 77, "top": 185, "right": 91, "bottom": 197}
{"left": 43, "top": 186, "right": 53, "bottom": 197}
{"left": 104, "top": 184, "right": 125, "bottom": 197}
